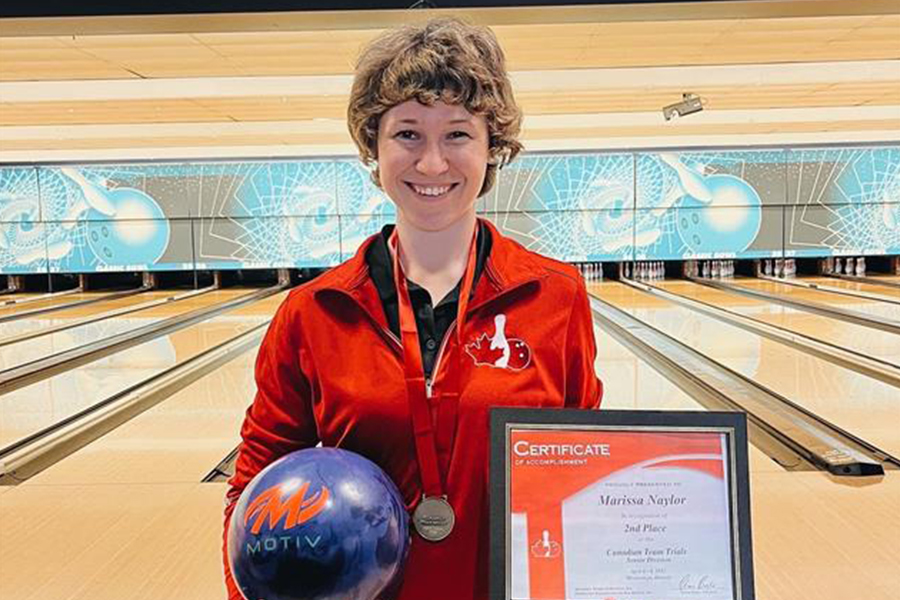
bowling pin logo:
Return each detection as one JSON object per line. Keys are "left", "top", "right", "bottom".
{"left": 465, "top": 314, "right": 532, "bottom": 371}
{"left": 530, "top": 530, "right": 561, "bottom": 559}
{"left": 244, "top": 481, "right": 331, "bottom": 534}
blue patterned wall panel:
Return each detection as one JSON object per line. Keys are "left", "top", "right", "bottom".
{"left": 647, "top": 205, "right": 784, "bottom": 260}
{"left": 785, "top": 202, "right": 900, "bottom": 257}
{"left": 196, "top": 216, "right": 342, "bottom": 269}
{"left": 485, "top": 210, "right": 635, "bottom": 262}
{"left": 485, "top": 153, "right": 633, "bottom": 214}
{"left": 1, "top": 145, "right": 896, "bottom": 273}
{"left": 0, "top": 167, "right": 45, "bottom": 273}
{"left": 45, "top": 218, "right": 193, "bottom": 273}
{"left": 637, "top": 150, "right": 786, "bottom": 209}
{"left": 0, "top": 221, "right": 47, "bottom": 274}
{"left": 786, "top": 147, "right": 900, "bottom": 206}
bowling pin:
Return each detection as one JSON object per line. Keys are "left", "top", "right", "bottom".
{"left": 598, "top": 263, "right": 604, "bottom": 281}
{"left": 845, "top": 257, "right": 855, "bottom": 276}
{"left": 764, "top": 260, "right": 772, "bottom": 277}
{"left": 702, "top": 261, "right": 709, "bottom": 278}
{"left": 59, "top": 168, "right": 117, "bottom": 216}
{"left": 835, "top": 257, "right": 843, "bottom": 275}
{"left": 658, "top": 154, "right": 713, "bottom": 203}
{"left": 856, "top": 257, "right": 866, "bottom": 277}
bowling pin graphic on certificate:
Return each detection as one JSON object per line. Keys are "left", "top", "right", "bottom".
{"left": 490, "top": 409, "right": 755, "bottom": 600}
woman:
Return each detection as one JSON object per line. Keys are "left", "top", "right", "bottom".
{"left": 224, "top": 18, "right": 602, "bottom": 600}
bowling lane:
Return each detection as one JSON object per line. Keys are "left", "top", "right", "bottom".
{"left": 596, "top": 282, "right": 900, "bottom": 458}
{"left": 730, "top": 277, "right": 900, "bottom": 322}
{"left": 0, "top": 289, "right": 248, "bottom": 372}
{"left": 868, "top": 274, "right": 900, "bottom": 285}
{"left": 0, "top": 292, "right": 42, "bottom": 302}
{"left": 26, "top": 338, "right": 261, "bottom": 485}
{"left": 591, "top": 312, "right": 780, "bottom": 473}
{"left": 814, "top": 276, "right": 900, "bottom": 300}
{"left": 0, "top": 290, "right": 116, "bottom": 317}
{"left": 0, "top": 291, "right": 288, "bottom": 449}
{"left": 656, "top": 279, "right": 900, "bottom": 367}
{"left": 0, "top": 289, "right": 175, "bottom": 340}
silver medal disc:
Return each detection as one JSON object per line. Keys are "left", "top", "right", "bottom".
{"left": 412, "top": 496, "right": 455, "bottom": 542}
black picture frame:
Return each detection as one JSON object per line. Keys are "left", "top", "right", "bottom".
{"left": 489, "top": 408, "right": 755, "bottom": 600}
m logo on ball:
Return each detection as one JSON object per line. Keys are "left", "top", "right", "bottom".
{"left": 244, "top": 481, "right": 330, "bottom": 534}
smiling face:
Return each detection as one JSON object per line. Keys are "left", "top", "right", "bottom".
{"left": 376, "top": 100, "right": 490, "bottom": 233}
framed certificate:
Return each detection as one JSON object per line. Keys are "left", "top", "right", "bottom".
{"left": 490, "top": 409, "right": 754, "bottom": 600}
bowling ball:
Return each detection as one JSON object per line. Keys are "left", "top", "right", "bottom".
{"left": 676, "top": 174, "right": 762, "bottom": 254}
{"left": 228, "top": 448, "right": 410, "bottom": 600}
{"left": 85, "top": 187, "right": 170, "bottom": 266}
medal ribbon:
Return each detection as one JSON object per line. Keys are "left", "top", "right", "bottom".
{"left": 391, "top": 226, "right": 477, "bottom": 500}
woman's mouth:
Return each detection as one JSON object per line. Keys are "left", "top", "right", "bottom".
{"left": 407, "top": 183, "right": 458, "bottom": 198}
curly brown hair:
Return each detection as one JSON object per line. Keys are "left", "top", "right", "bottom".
{"left": 347, "top": 17, "right": 523, "bottom": 196}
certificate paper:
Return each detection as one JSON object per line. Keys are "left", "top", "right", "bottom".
{"left": 491, "top": 410, "right": 753, "bottom": 600}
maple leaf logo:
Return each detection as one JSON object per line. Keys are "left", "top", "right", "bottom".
{"left": 465, "top": 333, "right": 505, "bottom": 366}
{"left": 464, "top": 314, "right": 532, "bottom": 371}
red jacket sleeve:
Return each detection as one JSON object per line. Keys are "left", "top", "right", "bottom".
{"left": 564, "top": 276, "right": 603, "bottom": 410}
{"left": 223, "top": 293, "right": 320, "bottom": 599}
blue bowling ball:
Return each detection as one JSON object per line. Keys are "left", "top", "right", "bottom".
{"left": 676, "top": 174, "right": 762, "bottom": 254}
{"left": 228, "top": 448, "right": 410, "bottom": 600}
{"left": 85, "top": 187, "right": 170, "bottom": 267}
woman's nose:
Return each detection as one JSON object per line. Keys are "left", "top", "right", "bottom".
{"left": 416, "top": 140, "right": 449, "bottom": 175}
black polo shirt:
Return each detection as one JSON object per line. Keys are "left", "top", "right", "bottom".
{"left": 366, "top": 223, "right": 491, "bottom": 378}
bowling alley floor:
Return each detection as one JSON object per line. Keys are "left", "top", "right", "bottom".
{"left": 0, "top": 280, "right": 898, "bottom": 600}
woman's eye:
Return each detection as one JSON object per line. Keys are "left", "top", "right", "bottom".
{"left": 448, "top": 131, "right": 472, "bottom": 140}
{"left": 395, "top": 130, "right": 418, "bottom": 140}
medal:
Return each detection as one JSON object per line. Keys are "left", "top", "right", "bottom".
{"left": 412, "top": 495, "right": 456, "bottom": 542}
{"left": 391, "top": 226, "right": 477, "bottom": 542}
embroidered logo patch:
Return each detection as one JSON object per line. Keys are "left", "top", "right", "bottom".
{"left": 465, "top": 314, "right": 532, "bottom": 371}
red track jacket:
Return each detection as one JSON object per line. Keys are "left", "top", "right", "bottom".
{"left": 224, "top": 219, "right": 603, "bottom": 599}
